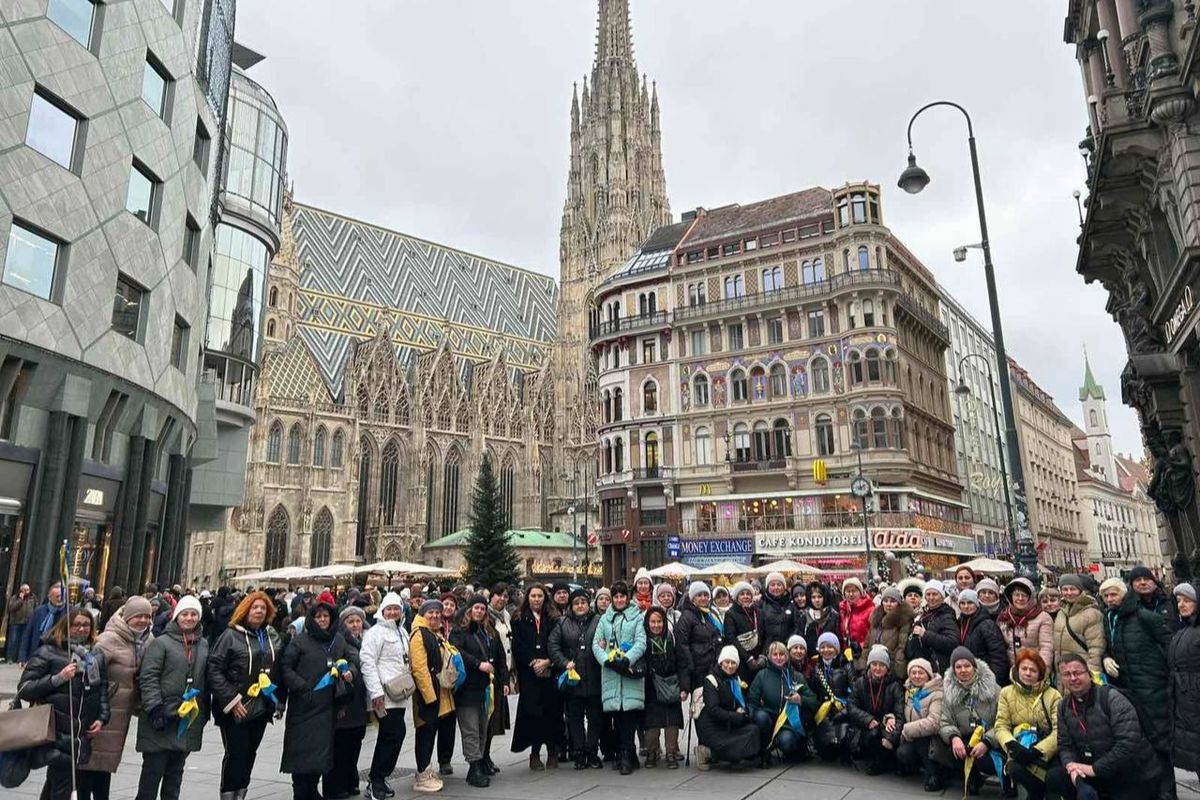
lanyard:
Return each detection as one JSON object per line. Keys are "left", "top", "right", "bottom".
{"left": 868, "top": 676, "right": 885, "bottom": 713}
{"left": 1071, "top": 696, "right": 1088, "bottom": 734}
{"left": 959, "top": 619, "right": 971, "bottom": 644}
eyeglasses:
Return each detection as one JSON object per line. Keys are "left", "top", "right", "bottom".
{"left": 1059, "top": 670, "right": 1089, "bottom": 679}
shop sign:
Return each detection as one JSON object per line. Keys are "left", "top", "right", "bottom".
{"left": 666, "top": 534, "right": 681, "bottom": 559}
{"left": 1164, "top": 285, "right": 1195, "bottom": 342}
{"left": 1100, "top": 550, "right": 1121, "bottom": 560}
{"left": 82, "top": 489, "right": 104, "bottom": 507}
{"left": 678, "top": 537, "right": 753, "bottom": 568}
{"left": 757, "top": 532, "right": 865, "bottom": 556}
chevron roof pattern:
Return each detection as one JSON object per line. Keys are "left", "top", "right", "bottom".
{"left": 290, "top": 203, "right": 560, "bottom": 392}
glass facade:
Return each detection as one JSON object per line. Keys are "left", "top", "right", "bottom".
{"left": 222, "top": 71, "right": 287, "bottom": 228}
{"left": 206, "top": 224, "right": 265, "bottom": 362}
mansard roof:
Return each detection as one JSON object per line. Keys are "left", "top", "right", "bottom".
{"left": 288, "top": 202, "right": 559, "bottom": 394}
{"left": 681, "top": 188, "right": 833, "bottom": 247}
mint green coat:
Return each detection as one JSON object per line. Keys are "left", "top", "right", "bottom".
{"left": 591, "top": 604, "right": 647, "bottom": 712}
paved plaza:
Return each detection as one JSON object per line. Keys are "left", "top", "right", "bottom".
{"left": 1, "top": 665, "right": 1196, "bottom": 800}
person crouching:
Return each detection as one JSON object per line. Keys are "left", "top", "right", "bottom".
{"left": 748, "top": 640, "right": 819, "bottom": 765}
{"left": 845, "top": 645, "right": 905, "bottom": 775}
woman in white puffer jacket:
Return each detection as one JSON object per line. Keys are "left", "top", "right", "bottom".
{"left": 360, "top": 593, "right": 413, "bottom": 799}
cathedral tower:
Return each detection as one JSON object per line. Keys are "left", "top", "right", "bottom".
{"left": 1080, "top": 351, "right": 1118, "bottom": 488}
{"left": 552, "top": 0, "right": 672, "bottom": 477}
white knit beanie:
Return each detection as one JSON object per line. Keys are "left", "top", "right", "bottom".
{"left": 765, "top": 572, "right": 787, "bottom": 589}
{"left": 171, "top": 595, "right": 202, "bottom": 621}
{"left": 718, "top": 645, "right": 740, "bottom": 665}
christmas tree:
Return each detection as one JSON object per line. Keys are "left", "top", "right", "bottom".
{"left": 464, "top": 455, "right": 520, "bottom": 588}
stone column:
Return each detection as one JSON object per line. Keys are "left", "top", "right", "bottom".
{"left": 1096, "top": 0, "right": 1129, "bottom": 87}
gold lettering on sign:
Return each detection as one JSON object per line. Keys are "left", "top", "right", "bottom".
{"left": 1165, "top": 285, "right": 1195, "bottom": 342}
{"left": 699, "top": 484, "right": 713, "bottom": 496}
{"left": 82, "top": 489, "right": 104, "bottom": 506}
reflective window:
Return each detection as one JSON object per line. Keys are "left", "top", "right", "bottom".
{"left": 126, "top": 162, "right": 158, "bottom": 226}
{"left": 206, "top": 224, "right": 267, "bottom": 363}
{"left": 183, "top": 214, "right": 201, "bottom": 269}
{"left": 223, "top": 77, "right": 288, "bottom": 226}
{"left": 26, "top": 91, "right": 79, "bottom": 170}
{"left": 142, "top": 56, "right": 170, "bottom": 118}
{"left": 111, "top": 274, "right": 144, "bottom": 339}
{"left": 170, "top": 316, "right": 188, "bottom": 369}
{"left": 3, "top": 222, "right": 60, "bottom": 300}
{"left": 47, "top": 0, "right": 96, "bottom": 49}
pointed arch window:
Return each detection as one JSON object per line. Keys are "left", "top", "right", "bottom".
{"left": 379, "top": 440, "right": 401, "bottom": 526}
{"left": 310, "top": 507, "right": 333, "bottom": 566}
{"left": 603, "top": 440, "right": 613, "bottom": 474}
{"left": 442, "top": 449, "right": 461, "bottom": 537}
{"left": 752, "top": 421, "right": 771, "bottom": 461}
{"left": 732, "top": 422, "right": 751, "bottom": 462}
{"left": 376, "top": 393, "right": 390, "bottom": 424}
{"left": 264, "top": 505, "right": 289, "bottom": 570}
{"left": 330, "top": 429, "right": 344, "bottom": 468}
{"left": 266, "top": 422, "right": 282, "bottom": 463}
{"left": 313, "top": 427, "right": 326, "bottom": 467}
{"left": 268, "top": 286, "right": 278, "bottom": 307}
{"left": 286, "top": 424, "right": 302, "bottom": 465}
{"left": 500, "top": 458, "right": 516, "bottom": 527}
{"left": 694, "top": 374, "right": 710, "bottom": 406}
{"left": 357, "top": 388, "right": 369, "bottom": 419}
{"left": 1089, "top": 409, "right": 1098, "bottom": 427}
{"left": 613, "top": 387, "right": 624, "bottom": 421}
{"left": 266, "top": 319, "right": 276, "bottom": 338}
{"left": 356, "top": 439, "right": 372, "bottom": 558}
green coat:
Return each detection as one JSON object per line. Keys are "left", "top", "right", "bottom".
{"left": 136, "top": 621, "right": 209, "bottom": 753}
{"left": 591, "top": 605, "right": 646, "bottom": 712}
{"left": 747, "top": 662, "right": 820, "bottom": 717}
{"left": 1103, "top": 592, "right": 1170, "bottom": 747}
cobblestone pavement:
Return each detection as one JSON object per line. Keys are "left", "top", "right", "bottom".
{"left": 1, "top": 664, "right": 1195, "bottom": 800}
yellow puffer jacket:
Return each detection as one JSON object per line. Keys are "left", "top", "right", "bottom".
{"left": 410, "top": 615, "right": 456, "bottom": 726}
{"left": 994, "top": 670, "right": 1061, "bottom": 780}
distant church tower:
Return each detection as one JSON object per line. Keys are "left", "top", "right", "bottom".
{"left": 550, "top": 0, "right": 673, "bottom": 482}
{"left": 1080, "top": 351, "right": 1118, "bottom": 487}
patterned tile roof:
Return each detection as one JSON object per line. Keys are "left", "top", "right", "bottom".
{"left": 289, "top": 203, "right": 560, "bottom": 392}
{"left": 260, "top": 335, "right": 331, "bottom": 403}
{"left": 681, "top": 188, "right": 833, "bottom": 247}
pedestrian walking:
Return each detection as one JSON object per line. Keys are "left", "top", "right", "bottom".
{"left": 5, "top": 582, "right": 35, "bottom": 663}
{"left": 133, "top": 595, "right": 208, "bottom": 800}
{"left": 20, "top": 583, "right": 66, "bottom": 664}
{"left": 360, "top": 592, "right": 412, "bottom": 800}
{"left": 207, "top": 590, "right": 283, "bottom": 800}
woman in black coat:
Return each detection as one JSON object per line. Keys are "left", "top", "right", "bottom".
{"left": 1168, "top": 584, "right": 1199, "bottom": 779}
{"left": 324, "top": 607, "right": 369, "bottom": 800}
{"left": 845, "top": 647, "right": 905, "bottom": 773}
{"left": 696, "top": 646, "right": 760, "bottom": 767}
{"left": 907, "top": 582, "right": 958, "bottom": 674}
{"left": 723, "top": 582, "right": 765, "bottom": 679}
{"left": 675, "top": 583, "right": 723, "bottom": 697}
{"left": 799, "top": 583, "right": 841, "bottom": 655}
{"left": 548, "top": 588, "right": 603, "bottom": 769}
{"left": 642, "top": 606, "right": 686, "bottom": 768}
{"left": 759, "top": 572, "right": 798, "bottom": 649}
{"left": 18, "top": 609, "right": 110, "bottom": 800}
{"left": 278, "top": 602, "right": 355, "bottom": 800}
{"left": 509, "top": 585, "right": 564, "bottom": 769}
{"left": 450, "top": 595, "right": 510, "bottom": 786}
{"left": 955, "top": 591, "right": 1011, "bottom": 685}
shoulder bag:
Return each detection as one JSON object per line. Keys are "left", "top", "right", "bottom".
{"left": 0, "top": 698, "right": 54, "bottom": 753}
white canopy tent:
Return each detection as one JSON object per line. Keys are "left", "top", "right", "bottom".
{"left": 647, "top": 562, "right": 693, "bottom": 580}
{"left": 941, "top": 557, "right": 1016, "bottom": 576}
{"left": 747, "top": 559, "right": 825, "bottom": 576}
{"left": 692, "top": 560, "right": 753, "bottom": 576}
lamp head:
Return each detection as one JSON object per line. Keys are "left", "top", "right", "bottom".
{"left": 954, "top": 380, "right": 971, "bottom": 397}
{"left": 1072, "top": 189, "right": 1081, "bottom": 199}
{"left": 953, "top": 247, "right": 968, "bottom": 262}
{"left": 898, "top": 152, "right": 931, "bottom": 195}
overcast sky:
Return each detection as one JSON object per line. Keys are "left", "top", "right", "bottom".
{"left": 236, "top": 1, "right": 1140, "bottom": 455}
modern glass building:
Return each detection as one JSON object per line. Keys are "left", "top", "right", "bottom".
{"left": 187, "top": 58, "right": 289, "bottom": 583}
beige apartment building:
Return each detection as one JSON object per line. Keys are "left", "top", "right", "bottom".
{"left": 590, "top": 184, "right": 973, "bottom": 583}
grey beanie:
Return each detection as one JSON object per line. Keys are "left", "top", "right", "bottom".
{"left": 339, "top": 606, "right": 366, "bottom": 623}
{"left": 1058, "top": 574, "right": 1084, "bottom": 590}
{"left": 1174, "top": 582, "right": 1196, "bottom": 603}
{"left": 881, "top": 586, "right": 902, "bottom": 603}
{"left": 867, "top": 644, "right": 890, "bottom": 667}
{"left": 951, "top": 646, "right": 976, "bottom": 668}
{"left": 687, "top": 581, "right": 711, "bottom": 601}
{"left": 786, "top": 634, "right": 807, "bottom": 652}
{"left": 958, "top": 589, "right": 979, "bottom": 606}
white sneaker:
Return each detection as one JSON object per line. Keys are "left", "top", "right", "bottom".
{"left": 413, "top": 769, "right": 439, "bottom": 793}
{"left": 428, "top": 768, "right": 444, "bottom": 790}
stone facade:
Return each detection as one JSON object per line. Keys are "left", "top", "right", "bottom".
{"left": 1065, "top": 0, "right": 1200, "bottom": 575}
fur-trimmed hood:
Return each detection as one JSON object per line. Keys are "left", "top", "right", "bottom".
{"left": 872, "top": 600, "right": 917, "bottom": 630}
{"left": 941, "top": 659, "right": 999, "bottom": 710}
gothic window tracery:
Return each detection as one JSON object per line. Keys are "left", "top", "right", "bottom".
{"left": 313, "top": 427, "right": 326, "bottom": 467}
{"left": 442, "top": 448, "right": 461, "bottom": 538}
{"left": 286, "top": 424, "right": 302, "bottom": 465}
{"left": 264, "top": 505, "right": 289, "bottom": 570}
{"left": 266, "top": 422, "right": 282, "bottom": 463}
{"left": 379, "top": 440, "right": 401, "bottom": 526}
{"left": 331, "top": 429, "right": 345, "bottom": 468}
{"left": 310, "top": 507, "right": 333, "bottom": 566}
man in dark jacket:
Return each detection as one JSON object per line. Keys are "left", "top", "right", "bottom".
{"left": 907, "top": 580, "right": 958, "bottom": 674}
{"left": 1099, "top": 578, "right": 1174, "bottom": 800}
{"left": 20, "top": 584, "right": 65, "bottom": 664}
{"left": 1049, "top": 653, "right": 1158, "bottom": 800}
{"left": 1127, "top": 566, "right": 1179, "bottom": 633}
{"left": 5, "top": 583, "right": 35, "bottom": 663}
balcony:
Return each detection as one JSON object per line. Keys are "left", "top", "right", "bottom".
{"left": 680, "top": 511, "right": 970, "bottom": 537}
{"left": 894, "top": 293, "right": 950, "bottom": 344}
{"left": 590, "top": 310, "right": 670, "bottom": 341}
{"left": 673, "top": 269, "right": 900, "bottom": 324}
{"left": 729, "top": 458, "right": 788, "bottom": 474}
{"left": 595, "top": 467, "right": 674, "bottom": 488}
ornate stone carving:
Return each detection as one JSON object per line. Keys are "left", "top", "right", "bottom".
{"left": 1147, "top": 428, "right": 1197, "bottom": 513}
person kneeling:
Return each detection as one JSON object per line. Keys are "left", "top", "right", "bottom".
{"left": 748, "top": 640, "right": 819, "bottom": 765}
{"left": 846, "top": 645, "right": 905, "bottom": 775}
{"left": 896, "top": 658, "right": 947, "bottom": 792}
{"left": 994, "top": 648, "right": 1061, "bottom": 800}
{"left": 939, "top": 647, "right": 1001, "bottom": 796}
{"left": 696, "top": 646, "right": 760, "bottom": 769}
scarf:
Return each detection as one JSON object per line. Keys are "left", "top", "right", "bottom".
{"left": 906, "top": 685, "right": 931, "bottom": 714}
{"left": 704, "top": 607, "right": 725, "bottom": 637}
{"left": 635, "top": 592, "right": 652, "bottom": 612}
{"left": 998, "top": 602, "right": 1041, "bottom": 631}
{"left": 728, "top": 676, "right": 747, "bottom": 710}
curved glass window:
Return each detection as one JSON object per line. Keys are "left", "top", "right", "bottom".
{"left": 207, "top": 224, "right": 266, "bottom": 362}
{"left": 223, "top": 74, "right": 288, "bottom": 227}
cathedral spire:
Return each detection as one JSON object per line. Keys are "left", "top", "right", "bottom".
{"left": 1079, "top": 347, "right": 1106, "bottom": 401}
{"left": 595, "top": 0, "right": 633, "bottom": 67}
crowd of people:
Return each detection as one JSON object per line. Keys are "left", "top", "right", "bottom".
{"left": 2, "top": 563, "right": 1197, "bottom": 800}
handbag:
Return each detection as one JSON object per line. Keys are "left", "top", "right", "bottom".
{"left": 0, "top": 699, "right": 54, "bottom": 753}
{"left": 736, "top": 630, "right": 759, "bottom": 654}
{"left": 0, "top": 750, "right": 30, "bottom": 789}
{"left": 653, "top": 672, "right": 681, "bottom": 704}
{"left": 437, "top": 648, "right": 459, "bottom": 690}
{"left": 383, "top": 672, "right": 416, "bottom": 703}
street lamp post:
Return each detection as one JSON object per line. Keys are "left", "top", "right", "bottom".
{"left": 955, "top": 353, "right": 1016, "bottom": 556}
{"left": 849, "top": 440, "right": 874, "bottom": 580}
{"left": 899, "top": 101, "right": 1039, "bottom": 585}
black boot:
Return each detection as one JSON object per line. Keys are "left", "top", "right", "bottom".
{"left": 465, "top": 762, "right": 490, "bottom": 788}
{"left": 586, "top": 753, "right": 603, "bottom": 769}
{"left": 574, "top": 751, "right": 587, "bottom": 770}
{"left": 619, "top": 751, "right": 633, "bottom": 776}
{"left": 439, "top": 763, "right": 454, "bottom": 776}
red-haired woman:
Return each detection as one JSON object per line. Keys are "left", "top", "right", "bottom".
{"left": 206, "top": 591, "right": 284, "bottom": 800}
{"left": 994, "top": 648, "right": 1062, "bottom": 800}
